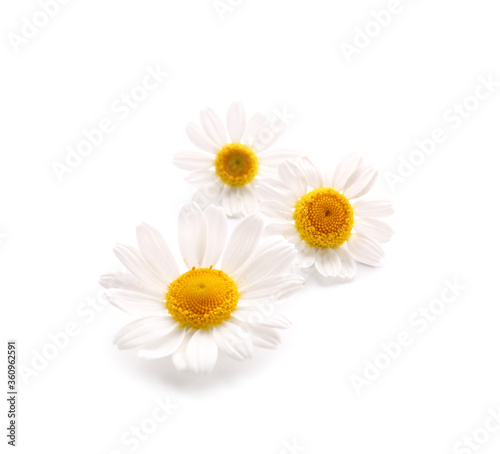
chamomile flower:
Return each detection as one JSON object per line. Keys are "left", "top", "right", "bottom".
{"left": 173, "top": 103, "right": 298, "bottom": 217}
{"left": 100, "top": 203, "right": 304, "bottom": 375}
{"left": 258, "top": 155, "right": 394, "bottom": 279}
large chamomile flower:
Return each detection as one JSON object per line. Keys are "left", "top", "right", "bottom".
{"left": 100, "top": 204, "right": 304, "bottom": 375}
{"left": 258, "top": 155, "right": 394, "bottom": 279}
{"left": 173, "top": 103, "right": 298, "bottom": 217}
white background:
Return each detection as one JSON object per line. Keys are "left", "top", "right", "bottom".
{"left": 2, "top": 1, "right": 500, "bottom": 453}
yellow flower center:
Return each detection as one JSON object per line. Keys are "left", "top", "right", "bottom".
{"left": 166, "top": 267, "right": 239, "bottom": 330}
{"left": 294, "top": 188, "right": 354, "bottom": 249}
{"left": 214, "top": 143, "right": 259, "bottom": 186}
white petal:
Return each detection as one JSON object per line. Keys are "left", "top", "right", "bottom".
{"left": 136, "top": 223, "right": 179, "bottom": 283}
{"left": 138, "top": 326, "right": 187, "bottom": 359}
{"left": 249, "top": 327, "right": 281, "bottom": 349}
{"left": 296, "top": 156, "right": 323, "bottom": 188}
{"left": 255, "top": 164, "right": 275, "bottom": 179}
{"left": 260, "top": 200, "right": 294, "bottom": 221}
{"left": 352, "top": 199, "right": 394, "bottom": 218}
{"left": 336, "top": 245, "right": 357, "bottom": 279}
{"left": 261, "top": 314, "right": 291, "bottom": 329}
{"left": 294, "top": 242, "right": 317, "bottom": 268}
{"left": 231, "top": 307, "right": 292, "bottom": 329}
{"left": 221, "top": 213, "right": 264, "bottom": 274}
{"left": 192, "top": 182, "right": 224, "bottom": 211}
{"left": 100, "top": 272, "right": 150, "bottom": 294}
{"left": 343, "top": 165, "right": 378, "bottom": 200}
{"left": 108, "top": 290, "right": 166, "bottom": 316}
{"left": 234, "top": 241, "right": 296, "bottom": 284}
{"left": 178, "top": 204, "right": 207, "bottom": 269}
{"left": 226, "top": 102, "right": 246, "bottom": 142}
{"left": 185, "top": 329, "right": 218, "bottom": 375}
{"left": 258, "top": 149, "right": 300, "bottom": 167}
{"left": 255, "top": 183, "right": 286, "bottom": 204}
{"left": 113, "top": 245, "right": 166, "bottom": 292}
{"left": 114, "top": 316, "right": 176, "bottom": 349}
{"left": 185, "top": 169, "right": 215, "bottom": 185}
{"left": 253, "top": 235, "right": 287, "bottom": 256}
{"left": 278, "top": 161, "right": 307, "bottom": 198}
{"left": 239, "top": 184, "right": 259, "bottom": 215}
{"left": 186, "top": 122, "right": 219, "bottom": 153}
{"left": 256, "top": 180, "right": 296, "bottom": 206}
{"left": 220, "top": 185, "right": 244, "bottom": 217}
{"left": 173, "top": 151, "right": 214, "bottom": 171}
{"left": 171, "top": 330, "right": 193, "bottom": 372}
{"left": 258, "top": 177, "right": 294, "bottom": 193}
{"left": 201, "top": 205, "right": 227, "bottom": 268}
{"left": 243, "top": 112, "right": 267, "bottom": 146}
{"left": 212, "top": 322, "right": 254, "bottom": 361}
{"left": 314, "top": 248, "right": 342, "bottom": 278}
{"left": 240, "top": 273, "right": 304, "bottom": 301}
{"left": 200, "top": 108, "right": 227, "bottom": 147}
{"left": 347, "top": 233, "right": 384, "bottom": 266}
{"left": 264, "top": 222, "right": 296, "bottom": 238}
{"left": 331, "top": 153, "right": 362, "bottom": 192}
{"left": 355, "top": 218, "right": 393, "bottom": 243}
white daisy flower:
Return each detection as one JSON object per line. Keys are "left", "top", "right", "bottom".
{"left": 100, "top": 203, "right": 304, "bottom": 375}
{"left": 258, "top": 154, "right": 394, "bottom": 279}
{"left": 173, "top": 103, "right": 298, "bottom": 218}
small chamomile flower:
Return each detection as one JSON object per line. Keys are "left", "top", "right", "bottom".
{"left": 258, "top": 155, "right": 394, "bottom": 279}
{"left": 174, "top": 103, "right": 298, "bottom": 217}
